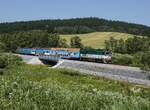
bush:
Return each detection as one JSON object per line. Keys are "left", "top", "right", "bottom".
{"left": 60, "top": 69, "right": 82, "bottom": 76}
{"left": 0, "top": 54, "right": 8, "bottom": 68}
{"left": 140, "top": 51, "right": 150, "bottom": 71}
{"left": 112, "top": 53, "right": 133, "bottom": 66}
{"left": 0, "top": 69, "right": 4, "bottom": 75}
{"left": 131, "top": 52, "right": 143, "bottom": 67}
{"left": 70, "top": 36, "right": 83, "bottom": 48}
{"left": 0, "top": 42, "right": 6, "bottom": 52}
{"left": 0, "top": 53, "right": 22, "bottom": 69}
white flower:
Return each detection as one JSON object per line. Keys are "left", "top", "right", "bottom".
{"left": 92, "top": 88, "right": 97, "bottom": 92}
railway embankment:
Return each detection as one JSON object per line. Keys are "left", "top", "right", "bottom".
{"left": 54, "top": 60, "right": 150, "bottom": 86}
{"left": 17, "top": 54, "right": 150, "bottom": 86}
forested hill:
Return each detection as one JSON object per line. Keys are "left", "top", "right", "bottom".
{"left": 0, "top": 17, "right": 150, "bottom": 36}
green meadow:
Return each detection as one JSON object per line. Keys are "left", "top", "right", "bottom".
{"left": 61, "top": 32, "right": 139, "bottom": 48}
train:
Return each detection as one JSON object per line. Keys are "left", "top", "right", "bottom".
{"left": 17, "top": 48, "right": 112, "bottom": 63}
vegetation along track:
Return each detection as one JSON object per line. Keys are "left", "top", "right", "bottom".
{"left": 18, "top": 54, "right": 150, "bottom": 86}
{"left": 54, "top": 60, "right": 150, "bottom": 86}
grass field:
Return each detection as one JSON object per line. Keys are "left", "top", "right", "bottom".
{"left": 61, "top": 32, "right": 138, "bottom": 48}
{"left": 0, "top": 63, "right": 150, "bottom": 110}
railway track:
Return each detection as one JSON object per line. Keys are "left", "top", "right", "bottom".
{"left": 54, "top": 59, "right": 150, "bottom": 86}
{"left": 17, "top": 54, "right": 150, "bottom": 86}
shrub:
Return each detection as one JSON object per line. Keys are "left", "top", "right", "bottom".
{"left": 0, "top": 54, "right": 8, "bottom": 68}
{"left": 140, "top": 51, "right": 150, "bottom": 71}
{"left": 0, "top": 53, "right": 22, "bottom": 69}
{"left": 60, "top": 69, "right": 82, "bottom": 76}
{"left": 112, "top": 53, "right": 133, "bottom": 66}
{"left": 70, "top": 36, "right": 83, "bottom": 48}
{"left": 0, "top": 42, "right": 6, "bottom": 52}
{"left": 131, "top": 52, "right": 143, "bottom": 67}
{"left": 0, "top": 69, "right": 4, "bottom": 75}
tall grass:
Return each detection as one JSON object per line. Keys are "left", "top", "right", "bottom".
{"left": 0, "top": 64, "right": 150, "bottom": 110}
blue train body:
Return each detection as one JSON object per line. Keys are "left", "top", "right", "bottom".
{"left": 17, "top": 48, "right": 80, "bottom": 60}
{"left": 18, "top": 48, "right": 34, "bottom": 55}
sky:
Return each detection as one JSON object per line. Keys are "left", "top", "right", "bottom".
{"left": 0, "top": 0, "right": 150, "bottom": 26}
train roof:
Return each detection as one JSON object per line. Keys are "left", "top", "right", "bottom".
{"left": 50, "top": 48, "right": 80, "bottom": 52}
{"left": 19, "top": 48, "right": 80, "bottom": 52}
{"left": 81, "top": 48, "right": 111, "bottom": 54}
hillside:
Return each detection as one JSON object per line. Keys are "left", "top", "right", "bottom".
{"left": 0, "top": 17, "right": 150, "bottom": 36}
{"left": 61, "top": 32, "right": 137, "bottom": 48}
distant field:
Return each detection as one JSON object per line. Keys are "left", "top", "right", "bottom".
{"left": 61, "top": 32, "right": 138, "bottom": 48}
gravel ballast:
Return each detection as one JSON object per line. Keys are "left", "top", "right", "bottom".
{"left": 54, "top": 60, "right": 150, "bottom": 86}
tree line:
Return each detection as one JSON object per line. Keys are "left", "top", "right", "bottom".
{"left": 105, "top": 36, "right": 150, "bottom": 54}
{"left": 0, "top": 30, "right": 83, "bottom": 52}
{"left": 0, "top": 17, "right": 150, "bottom": 36}
{"left": 105, "top": 36, "right": 150, "bottom": 70}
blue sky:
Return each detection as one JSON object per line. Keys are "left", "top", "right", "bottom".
{"left": 0, "top": 0, "right": 150, "bottom": 26}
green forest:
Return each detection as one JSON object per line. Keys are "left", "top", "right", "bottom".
{"left": 0, "top": 17, "right": 150, "bottom": 36}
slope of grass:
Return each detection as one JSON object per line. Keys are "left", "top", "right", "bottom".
{"left": 0, "top": 64, "right": 150, "bottom": 110}
{"left": 61, "top": 32, "right": 139, "bottom": 48}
